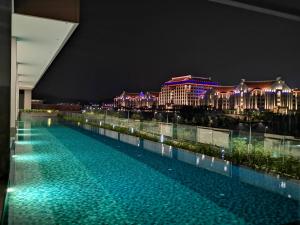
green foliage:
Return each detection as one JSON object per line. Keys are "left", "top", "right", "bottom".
{"left": 21, "top": 109, "right": 58, "bottom": 113}
{"left": 131, "top": 113, "right": 142, "bottom": 120}
{"left": 230, "top": 138, "right": 300, "bottom": 179}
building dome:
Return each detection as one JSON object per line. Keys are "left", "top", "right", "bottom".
{"left": 271, "top": 77, "right": 291, "bottom": 91}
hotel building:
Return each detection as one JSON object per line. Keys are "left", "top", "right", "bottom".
{"left": 114, "top": 91, "right": 159, "bottom": 109}
{"left": 158, "top": 75, "right": 219, "bottom": 108}
{"left": 158, "top": 75, "right": 300, "bottom": 113}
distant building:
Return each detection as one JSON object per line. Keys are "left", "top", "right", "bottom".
{"left": 32, "top": 100, "right": 81, "bottom": 111}
{"left": 101, "top": 103, "right": 114, "bottom": 110}
{"left": 31, "top": 99, "right": 45, "bottom": 109}
{"left": 205, "top": 86, "right": 235, "bottom": 110}
{"left": 209, "top": 77, "right": 298, "bottom": 114}
{"left": 158, "top": 75, "right": 219, "bottom": 108}
{"left": 159, "top": 75, "right": 300, "bottom": 113}
{"left": 114, "top": 91, "right": 159, "bottom": 109}
{"left": 293, "top": 89, "right": 300, "bottom": 111}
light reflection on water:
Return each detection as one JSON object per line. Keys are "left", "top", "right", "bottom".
{"left": 15, "top": 140, "right": 47, "bottom": 145}
{"left": 16, "top": 133, "right": 41, "bottom": 137}
{"left": 12, "top": 154, "right": 54, "bottom": 163}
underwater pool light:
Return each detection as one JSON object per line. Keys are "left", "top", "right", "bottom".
{"left": 196, "top": 156, "right": 200, "bottom": 165}
{"left": 224, "top": 166, "right": 228, "bottom": 172}
{"left": 7, "top": 187, "right": 14, "bottom": 193}
{"left": 280, "top": 181, "right": 286, "bottom": 189}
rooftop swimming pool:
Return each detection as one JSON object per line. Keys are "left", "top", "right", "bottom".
{"left": 3, "top": 119, "right": 300, "bottom": 225}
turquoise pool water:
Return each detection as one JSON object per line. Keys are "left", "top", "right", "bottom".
{"left": 5, "top": 119, "right": 300, "bottom": 225}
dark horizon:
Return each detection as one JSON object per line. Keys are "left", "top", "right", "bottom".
{"left": 33, "top": 0, "right": 300, "bottom": 103}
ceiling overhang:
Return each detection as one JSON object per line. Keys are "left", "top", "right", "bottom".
{"left": 12, "top": 13, "right": 78, "bottom": 90}
{"left": 208, "top": 0, "right": 300, "bottom": 22}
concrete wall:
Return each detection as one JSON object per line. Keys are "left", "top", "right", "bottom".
{"left": 0, "top": 0, "right": 12, "bottom": 217}
{"left": 197, "top": 127, "right": 230, "bottom": 148}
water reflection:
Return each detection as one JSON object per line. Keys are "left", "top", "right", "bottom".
{"left": 47, "top": 118, "right": 52, "bottom": 127}
{"left": 82, "top": 124, "right": 300, "bottom": 201}
{"left": 16, "top": 133, "right": 40, "bottom": 137}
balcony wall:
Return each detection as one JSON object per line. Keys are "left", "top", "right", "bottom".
{"left": 14, "top": 0, "right": 80, "bottom": 23}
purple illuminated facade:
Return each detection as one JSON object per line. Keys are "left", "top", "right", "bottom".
{"left": 159, "top": 75, "right": 219, "bottom": 108}
{"left": 114, "top": 91, "right": 159, "bottom": 109}
{"left": 159, "top": 75, "right": 300, "bottom": 113}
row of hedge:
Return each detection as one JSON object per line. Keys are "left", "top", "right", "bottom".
{"left": 58, "top": 114, "right": 300, "bottom": 180}
{"left": 20, "top": 109, "right": 58, "bottom": 113}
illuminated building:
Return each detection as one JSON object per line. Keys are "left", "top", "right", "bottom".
{"left": 114, "top": 91, "right": 159, "bottom": 109}
{"left": 293, "top": 89, "right": 300, "bottom": 111}
{"left": 158, "top": 75, "right": 219, "bottom": 108}
{"left": 232, "top": 77, "right": 295, "bottom": 113}
{"left": 205, "top": 86, "right": 235, "bottom": 110}
{"left": 159, "top": 75, "right": 300, "bottom": 113}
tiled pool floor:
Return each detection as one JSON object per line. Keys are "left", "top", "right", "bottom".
{"left": 4, "top": 120, "right": 300, "bottom": 225}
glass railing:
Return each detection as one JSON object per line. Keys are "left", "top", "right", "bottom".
{"left": 59, "top": 112, "right": 300, "bottom": 180}
{"left": 62, "top": 112, "right": 300, "bottom": 155}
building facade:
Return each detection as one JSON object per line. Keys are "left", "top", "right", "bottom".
{"left": 158, "top": 75, "right": 300, "bottom": 113}
{"left": 158, "top": 75, "right": 219, "bottom": 108}
{"left": 114, "top": 91, "right": 159, "bottom": 109}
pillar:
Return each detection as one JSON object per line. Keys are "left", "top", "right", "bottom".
{"left": 16, "top": 74, "right": 19, "bottom": 116}
{"left": 0, "top": 0, "right": 12, "bottom": 204}
{"left": 10, "top": 37, "right": 17, "bottom": 130}
{"left": 24, "top": 90, "right": 32, "bottom": 110}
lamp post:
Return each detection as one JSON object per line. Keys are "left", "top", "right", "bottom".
{"left": 105, "top": 109, "right": 108, "bottom": 124}
{"left": 154, "top": 111, "right": 157, "bottom": 120}
{"left": 248, "top": 120, "right": 252, "bottom": 151}
{"left": 127, "top": 110, "right": 130, "bottom": 123}
{"left": 265, "top": 125, "right": 268, "bottom": 133}
{"left": 166, "top": 111, "right": 169, "bottom": 123}
{"left": 177, "top": 115, "right": 180, "bottom": 124}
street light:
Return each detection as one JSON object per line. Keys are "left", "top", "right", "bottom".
{"left": 248, "top": 120, "right": 252, "bottom": 151}
{"left": 127, "top": 110, "right": 130, "bottom": 123}
{"left": 177, "top": 115, "right": 180, "bottom": 123}
{"left": 264, "top": 124, "right": 268, "bottom": 133}
{"left": 165, "top": 111, "right": 169, "bottom": 123}
{"left": 154, "top": 111, "right": 157, "bottom": 120}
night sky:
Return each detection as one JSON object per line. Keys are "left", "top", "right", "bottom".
{"left": 33, "top": 0, "right": 300, "bottom": 103}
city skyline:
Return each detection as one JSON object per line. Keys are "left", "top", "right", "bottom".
{"left": 33, "top": 0, "right": 300, "bottom": 102}
{"left": 114, "top": 75, "right": 300, "bottom": 113}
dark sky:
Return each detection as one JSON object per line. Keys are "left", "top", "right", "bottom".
{"left": 33, "top": 0, "right": 300, "bottom": 103}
